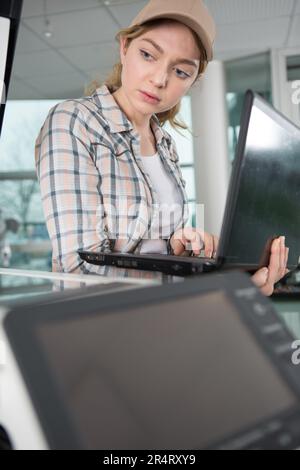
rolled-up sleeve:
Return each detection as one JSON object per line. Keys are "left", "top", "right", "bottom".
{"left": 35, "top": 101, "right": 111, "bottom": 274}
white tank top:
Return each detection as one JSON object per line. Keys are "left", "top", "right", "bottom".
{"left": 139, "top": 152, "right": 183, "bottom": 254}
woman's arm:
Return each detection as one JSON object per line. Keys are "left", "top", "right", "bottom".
{"left": 35, "top": 101, "right": 111, "bottom": 274}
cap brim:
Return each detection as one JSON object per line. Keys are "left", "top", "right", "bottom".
{"left": 131, "top": 12, "right": 214, "bottom": 61}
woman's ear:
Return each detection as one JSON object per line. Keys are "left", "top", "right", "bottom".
{"left": 119, "top": 37, "right": 128, "bottom": 65}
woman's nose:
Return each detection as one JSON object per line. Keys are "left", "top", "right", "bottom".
{"left": 150, "top": 70, "right": 168, "bottom": 88}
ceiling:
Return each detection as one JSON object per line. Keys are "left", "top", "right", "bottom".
{"left": 8, "top": 0, "right": 300, "bottom": 100}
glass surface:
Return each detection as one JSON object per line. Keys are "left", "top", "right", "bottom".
{"left": 0, "top": 273, "right": 72, "bottom": 303}
{"left": 225, "top": 98, "right": 300, "bottom": 268}
{"left": 37, "top": 290, "right": 297, "bottom": 450}
{"left": 0, "top": 253, "right": 187, "bottom": 305}
{"left": 0, "top": 267, "right": 167, "bottom": 305}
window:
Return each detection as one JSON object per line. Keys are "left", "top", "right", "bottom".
{"left": 0, "top": 100, "right": 58, "bottom": 270}
{"left": 164, "top": 95, "right": 197, "bottom": 227}
{"left": 287, "top": 55, "right": 300, "bottom": 82}
{"left": 225, "top": 52, "right": 272, "bottom": 162}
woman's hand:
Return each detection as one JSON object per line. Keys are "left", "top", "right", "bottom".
{"left": 170, "top": 229, "right": 289, "bottom": 297}
{"left": 170, "top": 227, "right": 219, "bottom": 258}
{"left": 251, "top": 236, "right": 289, "bottom": 297}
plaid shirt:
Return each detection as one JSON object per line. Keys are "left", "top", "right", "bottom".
{"left": 35, "top": 85, "right": 189, "bottom": 274}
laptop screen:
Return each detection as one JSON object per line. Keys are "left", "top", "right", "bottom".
{"left": 5, "top": 271, "right": 300, "bottom": 449}
{"left": 35, "top": 288, "right": 297, "bottom": 449}
{"left": 222, "top": 93, "right": 300, "bottom": 269}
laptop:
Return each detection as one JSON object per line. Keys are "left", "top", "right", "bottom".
{"left": 4, "top": 270, "right": 300, "bottom": 449}
{"left": 79, "top": 90, "right": 300, "bottom": 276}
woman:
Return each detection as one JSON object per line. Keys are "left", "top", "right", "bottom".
{"left": 35, "top": 0, "right": 288, "bottom": 296}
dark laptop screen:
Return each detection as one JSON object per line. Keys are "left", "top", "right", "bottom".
{"left": 5, "top": 272, "right": 300, "bottom": 449}
{"left": 35, "top": 289, "right": 296, "bottom": 449}
{"left": 222, "top": 93, "right": 300, "bottom": 269}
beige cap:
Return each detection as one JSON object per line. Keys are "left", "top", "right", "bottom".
{"left": 130, "top": 0, "right": 216, "bottom": 61}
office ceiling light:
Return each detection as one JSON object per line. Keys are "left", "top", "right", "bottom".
{"left": 43, "top": 19, "right": 52, "bottom": 39}
{"left": 99, "top": 0, "right": 143, "bottom": 6}
{"left": 43, "top": 0, "right": 53, "bottom": 39}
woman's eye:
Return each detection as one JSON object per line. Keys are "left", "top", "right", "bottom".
{"left": 175, "top": 69, "right": 190, "bottom": 79}
{"left": 139, "top": 50, "right": 190, "bottom": 79}
{"left": 140, "top": 50, "right": 153, "bottom": 61}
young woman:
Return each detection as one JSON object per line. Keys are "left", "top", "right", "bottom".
{"left": 35, "top": 0, "right": 288, "bottom": 296}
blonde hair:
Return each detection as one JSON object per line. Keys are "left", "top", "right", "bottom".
{"left": 85, "top": 19, "right": 208, "bottom": 131}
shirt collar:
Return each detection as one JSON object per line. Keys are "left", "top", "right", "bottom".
{"left": 91, "top": 85, "right": 171, "bottom": 146}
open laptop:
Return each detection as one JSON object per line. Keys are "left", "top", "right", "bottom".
{"left": 4, "top": 270, "right": 300, "bottom": 449}
{"left": 79, "top": 90, "right": 300, "bottom": 276}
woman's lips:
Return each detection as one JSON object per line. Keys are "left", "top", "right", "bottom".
{"left": 139, "top": 90, "right": 160, "bottom": 103}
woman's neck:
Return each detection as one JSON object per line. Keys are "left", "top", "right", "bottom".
{"left": 112, "top": 87, "right": 152, "bottom": 135}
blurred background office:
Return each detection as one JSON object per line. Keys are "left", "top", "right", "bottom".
{"left": 0, "top": 0, "right": 299, "bottom": 271}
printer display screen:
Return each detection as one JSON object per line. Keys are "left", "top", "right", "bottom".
{"left": 37, "top": 291, "right": 297, "bottom": 449}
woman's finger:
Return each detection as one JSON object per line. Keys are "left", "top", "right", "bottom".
{"left": 278, "top": 237, "right": 287, "bottom": 280}
{"left": 279, "top": 246, "right": 290, "bottom": 281}
{"left": 280, "top": 236, "right": 285, "bottom": 268}
{"left": 285, "top": 247, "right": 289, "bottom": 269}
{"left": 181, "top": 227, "right": 203, "bottom": 254}
{"left": 266, "top": 237, "right": 281, "bottom": 287}
{"left": 179, "top": 228, "right": 219, "bottom": 257}
{"left": 172, "top": 237, "right": 185, "bottom": 256}
{"left": 191, "top": 230, "right": 203, "bottom": 255}
{"left": 213, "top": 235, "right": 219, "bottom": 258}
{"left": 203, "top": 232, "right": 214, "bottom": 258}
{"left": 171, "top": 229, "right": 186, "bottom": 255}
{"left": 278, "top": 236, "right": 284, "bottom": 279}
{"left": 252, "top": 267, "right": 269, "bottom": 289}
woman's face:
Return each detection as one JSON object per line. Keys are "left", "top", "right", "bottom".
{"left": 119, "top": 21, "right": 201, "bottom": 118}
